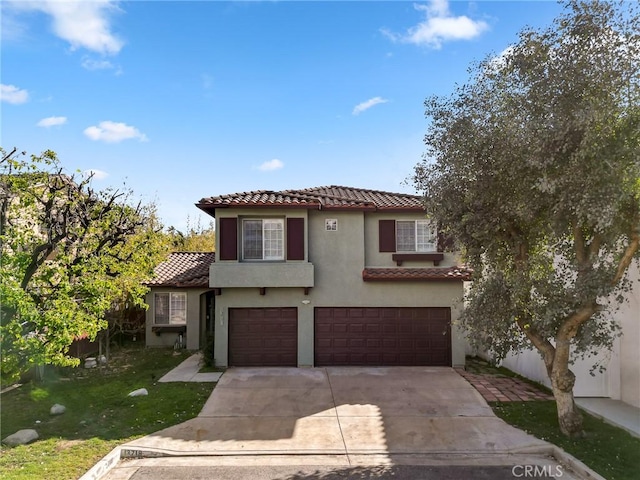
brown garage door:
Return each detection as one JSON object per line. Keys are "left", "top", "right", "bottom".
{"left": 315, "top": 307, "right": 451, "bottom": 366}
{"left": 229, "top": 307, "right": 298, "bottom": 366}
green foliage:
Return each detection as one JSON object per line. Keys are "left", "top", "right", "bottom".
{"left": 412, "top": 0, "right": 640, "bottom": 363}
{"left": 413, "top": 1, "right": 639, "bottom": 436}
{"left": 0, "top": 148, "right": 168, "bottom": 383}
{"left": 166, "top": 215, "right": 216, "bottom": 252}
{"left": 0, "top": 345, "right": 214, "bottom": 480}
{"left": 202, "top": 332, "right": 215, "bottom": 367}
{"left": 29, "top": 387, "right": 49, "bottom": 402}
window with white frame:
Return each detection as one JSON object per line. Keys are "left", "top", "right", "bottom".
{"left": 154, "top": 292, "right": 187, "bottom": 324}
{"left": 325, "top": 219, "right": 338, "bottom": 231}
{"left": 396, "top": 220, "right": 437, "bottom": 252}
{"left": 242, "top": 218, "right": 284, "bottom": 260}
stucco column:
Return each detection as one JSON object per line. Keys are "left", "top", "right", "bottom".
{"left": 297, "top": 303, "right": 314, "bottom": 367}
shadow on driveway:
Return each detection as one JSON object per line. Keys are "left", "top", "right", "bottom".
{"left": 123, "top": 367, "right": 548, "bottom": 457}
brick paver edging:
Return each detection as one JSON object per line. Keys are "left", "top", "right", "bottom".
{"left": 456, "top": 368, "right": 554, "bottom": 402}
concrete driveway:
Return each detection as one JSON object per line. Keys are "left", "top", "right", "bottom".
{"left": 123, "top": 367, "right": 550, "bottom": 456}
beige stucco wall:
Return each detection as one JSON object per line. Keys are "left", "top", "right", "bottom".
{"left": 212, "top": 208, "right": 466, "bottom": 368}
{"left": 483, "top": 261, "right": 639, "bottom": 409}
{"left": 145, "top": 288, "right": 208, "bottom": 350}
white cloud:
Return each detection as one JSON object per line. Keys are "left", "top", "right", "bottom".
{"left": 82, "top": 169, "right": 109, "bottom": 180}
{"left": 352, "top": 97, "right": 389, "bottom": 115}
{"left": 9, "top": 0, "right": 124, "bottom": 55}
{"left": 382, "top": 0, "right": 489, "bottom": 49}
{"left": 81, "top": 57, "right": 115, "bottom": 71}
{"left": 37, "top": 116, "right": 67, "bottom": 127}
{"left": 258, "top": 159, "right": 284, "bottom": 172}
{"left": 1, "top": 83, "right": 29, "bottom": 104}
{"left": 83, "top": 121, "right": 148, "bottom": 143}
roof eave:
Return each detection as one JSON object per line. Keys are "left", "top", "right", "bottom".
{"left": 197, "top": 202, "right": 322, "bottom": 211}
{"left": 362, "top": 276, "right": 468, "bottom": 282}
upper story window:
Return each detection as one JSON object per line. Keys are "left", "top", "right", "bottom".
{"left": 379, "top": 219, "right": 438, "bottom": 253}
{"left": 218, "top": 216, "right": 305, "bottom": 261}
{"left": 154, "top": 292, "right": 187, "bottom": 324}
{"left": 396, "top": 220, "right": 437, "bottom": 252}
{"left": 242, "top": 219, "right": 284, "bottom": 260}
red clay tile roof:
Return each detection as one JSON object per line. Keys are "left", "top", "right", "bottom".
{"left": 362, "top": 267, "right": 472, "bottom": 282}
{"left": 196, "top": 185, "right": 424, "bottom": 213}
{"left": 146, "top": 252, "right": 215, "bottom": 288}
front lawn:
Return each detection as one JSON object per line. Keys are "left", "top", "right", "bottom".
{"left": 492, "top": 397, "right": 640, "bottom": 480}
{"left": 0, "top": 344, "right": 215, "bottom": 480}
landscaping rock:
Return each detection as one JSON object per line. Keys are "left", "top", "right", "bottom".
{"left": 128, "top": 388, "right": 148, "bottom": 397}
{"left": 50, "top": 404, "right": 66, "bottom": 415}
{"left": 3, "top": 429, "right": 39, "bottom": 446}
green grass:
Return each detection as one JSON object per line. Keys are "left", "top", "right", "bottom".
{"left": 492, "top": 399, "right": 640, "bottom": 480}
{"left": 466, "top": 356, "right": 640, "bottom": 480}
{"left": 0, "top": 344, "right": 215, "bottom": 480}
{"left": 3, "top": 352, "right": 638, "bottom": 480}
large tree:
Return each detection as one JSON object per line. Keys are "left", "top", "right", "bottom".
{"left": 412, "top": 0, "right": 639, "bottom": 437}
{"left": 0, "top": 148, "right": 167, "bottom": 382}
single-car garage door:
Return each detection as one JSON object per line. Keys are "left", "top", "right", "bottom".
{"left": 315, "top": 307, "right": 451, "bottom": 366}
{"left": 229, "top": 307, "right": 297, "bottom": 366}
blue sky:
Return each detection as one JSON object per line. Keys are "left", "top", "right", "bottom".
{"left": 1, "top": 0, "right": 563, "bottom": 231}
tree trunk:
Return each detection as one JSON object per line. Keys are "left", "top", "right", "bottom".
{"left": 551, "top": 339, "right": 584, "bottom": 437}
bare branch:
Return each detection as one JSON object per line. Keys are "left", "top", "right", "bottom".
{"left": 612, "top": 225, "right": 639, "bottom": 285}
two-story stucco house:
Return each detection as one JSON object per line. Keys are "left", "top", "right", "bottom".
{"left": 189, "top": 185, "right": 471, "bottom": 368}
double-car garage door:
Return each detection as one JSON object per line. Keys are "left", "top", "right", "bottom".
{"left": 228, "top": 307, "right": 451, "bottom": 367}
{"left": 315, "top": 307, "right": 451, "bottom": 366}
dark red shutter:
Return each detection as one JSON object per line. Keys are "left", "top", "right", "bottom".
{"left": 219, "top": 217, "right": 238, "bottom": 260}
{"left": 379, "top": 220, "right": 396, "bottom": 252}
{"left": 287, "top": 218, "right": 305, "bottom": 260}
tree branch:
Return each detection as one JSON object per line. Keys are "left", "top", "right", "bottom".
{"left": 516, "top": 317, "right": 556, "bottom": 376}
{"left": 557, "top": 301, "right": 602, "bottom": 341}
{"left": 573, "top": 224, "right": 586, "bottom": 264}
{"left": 612, "top": 224, "right": 639, "bottom": 285}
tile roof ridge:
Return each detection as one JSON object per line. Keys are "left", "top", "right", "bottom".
{"left": 289, "top": 186, "right": 375, "bottom": 205}
{"left": 199, "top": 189, "right": 324, "bottom": 204}
{"left": 220, "top": 189, "right": 272, "bottom": 197}
{"left": 299, "top": 185, "right": 422, "bottom": 199}
{"left": 277, "top": 189, "right": 326, "bottom": 201}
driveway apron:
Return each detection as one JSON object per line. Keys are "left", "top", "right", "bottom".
{"left": 123, "top": 367, "right": 549, "bottom": 457}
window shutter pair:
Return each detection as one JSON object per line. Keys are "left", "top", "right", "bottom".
{"left": 378, "top": 219, "right": 449, "bottom": 253}
{"left": 218, "top": 217, "right": 304, "bottom": 260}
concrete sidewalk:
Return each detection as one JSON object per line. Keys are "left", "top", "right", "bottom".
{"left": 157, "top": 353, "right": 222, "bottom": 383}
{"left": 576, "top": 397, "right": 640, "bottom": 438}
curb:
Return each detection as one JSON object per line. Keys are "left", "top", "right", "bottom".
{"left": 549, "top": 446, "right": 607, "bottom": 480}
{"left": 78, "top": 446, "right": 122, "bottom": 480}
{"left": 80, "top": 444, "right": 606, "bottom": 480}
{"left": 512, "top": 444, "right": 607, "bottom": 480}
